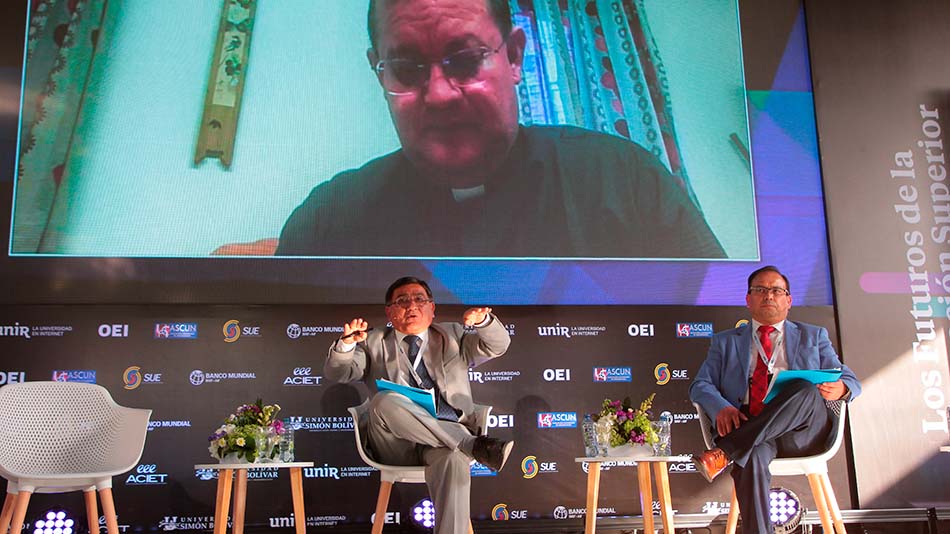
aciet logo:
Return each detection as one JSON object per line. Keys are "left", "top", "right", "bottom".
{"left": 537, "top": 412, "right": 577, "bottom": 429}
{"left": 593, "top": 367, "right": 632, "bottom": 383}
{"left": 126, "top": 464, "right": 168, "bottom": 485}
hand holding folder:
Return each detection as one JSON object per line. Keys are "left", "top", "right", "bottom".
{"left": 764, "top": 369, "right": 842, "bottom": 404}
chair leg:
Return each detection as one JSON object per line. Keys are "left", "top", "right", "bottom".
{"left": 98, "top": 488, "right": 120, "bottom": 534}
{"left": 818, "top": 473, "right": 847, "bottom": 534}
{"left": 0, "top": 491, "right": 17, "bottom": 534}
{"left": 468, "top": 519, "right": 474, "bottom": 533}
{"left": 725, "top": 485, "right": 739, "bottom": 534}
{"left": 9, "top": 491, "right": 31, "bottom": 534}
{"left": 372, "top": 481, "right": 392, "bottom": 534}
{"left": 84, "top": 489, "right": 100, "bottom": 534}
{"left": 806, "top": 473, "right": 834, "bottom": 533}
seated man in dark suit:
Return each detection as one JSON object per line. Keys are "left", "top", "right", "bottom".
{"left": 689, "top": 265, "right": 861, "bottom": 534}
{"left": 276, "top": 0, "right": 725, "bottom": 259}
{"left": 326, "top": 276, "right": 512, "bottom": 534}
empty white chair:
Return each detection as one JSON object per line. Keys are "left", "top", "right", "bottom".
{"left": 348, "top": 404, "right": 492, "bottom": 534}
{"left": 693, "top": 401, "right": 848, "bottom": 534}
{"left": 0, "top": 382, "right": 151, "bottom": 534}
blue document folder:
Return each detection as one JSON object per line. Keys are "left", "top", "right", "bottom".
{"left": 375, "top": 379, "right": 437, "bottom": 418}
{"left": 764, "top": 369, "right": 842, "bottom": 403}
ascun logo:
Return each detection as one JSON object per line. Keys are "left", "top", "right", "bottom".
{"left": 593, "top": 367, "right": 632, "bottom": 383}
{"left": 537, "top": 412, "right": 577, "bottom": 429}
{"left": 154, "top": 323, "right": 198, "bottom": 339}
{"left": 676, "top": 322, "right": 713, "bottom": 338}
{"left": 470, "top": 462, "right": 497, "bottom": 477}
{"left": 52, "top": 370, "right": 96, "bottom": 383}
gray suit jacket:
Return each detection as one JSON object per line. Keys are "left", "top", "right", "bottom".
{"left": 325, "top": 314, "right": 511, "bottom": 434}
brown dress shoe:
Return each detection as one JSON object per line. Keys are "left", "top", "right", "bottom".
{"left": 693, "top": 448, "right": 731, "bottom": 482}
{"left": 472, "top": 436, "right": 514, "bottom": 472}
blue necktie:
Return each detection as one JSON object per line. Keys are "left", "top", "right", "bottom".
{"left": 404, "top": 335, "right": 458, "bottom": 422}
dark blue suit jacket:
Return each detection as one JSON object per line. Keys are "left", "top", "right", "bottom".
{"left": 689, "top": 320, "right": 861, "bottom": 420}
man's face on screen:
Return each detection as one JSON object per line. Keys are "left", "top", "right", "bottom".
{"left": 369, "top": 0, "right": 525, "bottom": 185}
{"left": 386, "top": 283, "right": 436, "bottom": 335}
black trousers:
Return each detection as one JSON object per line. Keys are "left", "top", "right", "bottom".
{"left": 715, "top": 379, "right": 833, "bottom": 534}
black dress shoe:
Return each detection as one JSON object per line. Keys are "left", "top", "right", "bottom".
{"left": 472, "top": 436, "right": 514, "bottom": 472}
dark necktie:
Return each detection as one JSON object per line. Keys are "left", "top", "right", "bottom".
{"left": 404, "top": 335, "right": 458, "bottom": 422}
{"left": 749, "top": 325, "right": 775, "bottom": 416}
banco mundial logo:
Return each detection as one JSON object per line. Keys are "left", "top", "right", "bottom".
{"left": 287, "top": 324, "right": 302, "bottom": 339}
{"left": 189, "top": 370, "right": 205, "bottom": 386}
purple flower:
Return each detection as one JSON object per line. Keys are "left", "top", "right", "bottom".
{"left": 272, "top": 419, "right": 284, "bottom": 434}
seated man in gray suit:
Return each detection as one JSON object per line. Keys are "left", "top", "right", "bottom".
{"left": 690, "top": 265, "right": 861, "bottom": 534}
{"left": 326, "top": 276, "right": 513, "bottom": 534}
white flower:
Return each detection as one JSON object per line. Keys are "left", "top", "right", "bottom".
{"left": 235, "top": 437, "right": 246, "bottom": 447}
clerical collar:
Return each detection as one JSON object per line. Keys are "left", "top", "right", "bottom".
{"left": 451, "top": 184, "right": 486, "bottom": 202}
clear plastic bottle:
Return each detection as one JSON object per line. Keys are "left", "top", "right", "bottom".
{"left": 656, "top": 411, "right": 673, "bottom": 456}
{"left": 582, "top": 414, "right": 599, "bottom": 457}
{"left": 279, "top": 418, "right": 295, "bottom": 462}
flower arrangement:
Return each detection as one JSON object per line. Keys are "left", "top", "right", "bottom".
{"left": 594, "top": 393, "right": 659, "bottom": 447}
{"left": 208, "top": 399, "right": 283, "bottom": 462}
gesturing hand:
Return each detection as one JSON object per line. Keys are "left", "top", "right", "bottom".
{"left": 340, "top": 318, "right": 369, "bottom": 343}
{"left": 462, "top": 307, "right": 492, "bottom": 327}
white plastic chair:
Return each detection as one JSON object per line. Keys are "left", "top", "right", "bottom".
{"left": 0, "top": 382, "right": 151, "bottom": 534}
{"left": 693, "top": 400, "right": 848, "bottom": 534}
{"left": 348, "top": 404, "right": 492, "bottom": 534}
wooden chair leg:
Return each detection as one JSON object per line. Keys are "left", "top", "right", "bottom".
{"left": 725, "top": 485, "right": 739, "bottom": 534}
{"left": 818, "top": 473, "right": 847, "bottom": 534}
{"left": 0, "top": 490, "right": 17, "bottom": 534}
{"left": 468, "top": 519, "right": 474, "bottom": 533}
{"left": 372, "top": 481, "right": 393, "bottom": 534}
{"left": 9, "top": 491, "right": 32, "bottom": 534}
{"left": 98, "top": 488, "right": 119, "bottom": 534}
{"left": 84, "top": 489, "right": 99, "bottom": 534}
{"left": 807, "top": 473, "right": 834, "bottom": 533}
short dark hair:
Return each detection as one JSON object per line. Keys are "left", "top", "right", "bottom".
{"left": 367, "top": 0, "right": 513, "bottom": 51}
{"left": 747, "top": 265, "right": 791, "bottom": 294}
{"left": 385, "top": 276, "right": 433, "bottom": 305}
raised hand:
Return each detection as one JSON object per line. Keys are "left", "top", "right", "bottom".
{"left": 462, "top": 307, "right": 492, "bottom": 327}
{"left": 340, "top": 318, "right": 369, "bottom": 343}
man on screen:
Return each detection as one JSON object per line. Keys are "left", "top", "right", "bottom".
{"left": 326, "top": 276, "right": 512, "bottom": 534}
{"left": 689, "top": 265, "right": 861, "bottom": 534}
{"left": 276, "top": 0, "right": 725, "bottom": 258}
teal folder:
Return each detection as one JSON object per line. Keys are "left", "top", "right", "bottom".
{"left": 764, "top": 369, "right": 842, "bottom": 404}
{"left": 375, "top": 379, "right": 437, "bottom": 418}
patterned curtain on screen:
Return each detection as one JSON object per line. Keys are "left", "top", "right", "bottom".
{"left": 511, "top": 0, "right": 699, "bottom": 206}
{"left": 13, "top": 0, "right": 108, "bottom": 253}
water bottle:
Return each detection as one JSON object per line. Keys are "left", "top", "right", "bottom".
{"left": 657, "top": 411, "right": 673, "bottom": 456}
{"left": 279, "top": 418, "right": 295, "bottom": 462}
{"left": 582, "top": 414, "right": 598, "bottom": 457}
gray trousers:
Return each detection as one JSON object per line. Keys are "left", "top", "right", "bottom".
{"left": 366, "top": 391, "right": 474, "bottom": 534}
{"left": 716, "top": 379, "right": 833, "bottom": 534}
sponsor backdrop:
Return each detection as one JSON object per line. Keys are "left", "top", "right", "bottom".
{"left": 806, "top": 0, "right": 950, "bottom": 508}
{"left": 0, "top": 305, "right": 848, "bottom": 530}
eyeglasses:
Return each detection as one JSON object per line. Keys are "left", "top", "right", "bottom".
{"left": 748, "top": 286, "right": 790, "bottom": 297}
{"left": 388, "top": 294, "right": 433, "bottom": 308}
{"left": 372, "top": 41, "right": 506, "bottom": 96}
